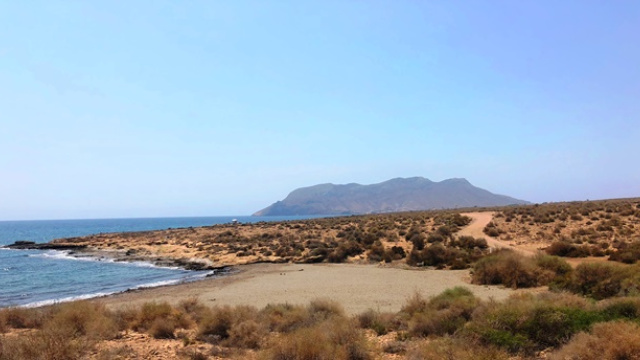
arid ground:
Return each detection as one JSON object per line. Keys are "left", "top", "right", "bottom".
{"left": 3, "top": 198, "right": 640, "bottom": 359}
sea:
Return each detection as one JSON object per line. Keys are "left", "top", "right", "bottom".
{"left": 0, "top": 216, "right": 318, "bottom": 308}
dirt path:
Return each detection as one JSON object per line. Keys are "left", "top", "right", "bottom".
{"left": 459, "top": 212, "right": 535, "bottom": 257}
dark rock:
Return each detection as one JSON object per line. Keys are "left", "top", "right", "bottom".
{"left": 5, "top": 241, "right": 87, "bottom": 250}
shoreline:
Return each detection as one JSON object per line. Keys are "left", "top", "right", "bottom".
{"left": 93, "top": 262, "right": 524, "bottom": 315}
{"left": 0, "top": 246, "right": 232, "bottom": 309}
{"left": 3, "top": 246, "right": 522, "bottom": 312}
{"left": 3, "top": 241, "right": 226, "bottom": 271}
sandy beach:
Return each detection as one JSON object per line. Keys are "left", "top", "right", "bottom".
{"left": 96, "top": 262, "right": 519, "bottom": 315}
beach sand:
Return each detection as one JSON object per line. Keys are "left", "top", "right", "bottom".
{"left": 96, "top": 263, "right": 520, "bottom": 315}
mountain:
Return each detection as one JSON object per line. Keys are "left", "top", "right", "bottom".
{"left": 253, "top": 177, "right": 529, "bottom": 216}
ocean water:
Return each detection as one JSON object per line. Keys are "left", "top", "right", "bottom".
{"left": 0, "top": 216, "right": 318, "bottom": 308}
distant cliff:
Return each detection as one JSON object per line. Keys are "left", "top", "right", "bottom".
{"left": 253, "top": 177, "right": 529, "bottom": 216}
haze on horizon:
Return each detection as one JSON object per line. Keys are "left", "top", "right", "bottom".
{"left": 1, "top": 1, "right": 639, "bottom": 221}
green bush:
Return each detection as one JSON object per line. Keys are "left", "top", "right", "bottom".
{"left": 466, "top": 293, "right": 602, "bottom": 354}
{"left": 401, "top": 288, "right": 480, "bottom": 337}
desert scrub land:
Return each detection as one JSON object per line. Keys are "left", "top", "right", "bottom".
{"left": 485, "top": 198, "right": 640, "bottom": 261}
{"left": 42, "top": 198, "right": 640, "bottom": 272}
{"left": 50, "top": 211, "right": 490, "bottom": 270}
{"left": 3, "top": 288, "right": 640, "bottom": 359}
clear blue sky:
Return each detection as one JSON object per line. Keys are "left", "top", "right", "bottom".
{"left": 1, "top": 1, "right": 639, "bottom": 220}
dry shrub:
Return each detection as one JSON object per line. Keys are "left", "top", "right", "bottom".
{"left": 597, "top": 297, "right": 640, "bottom": 319}
{"left": 0, "top": 302, "right": 117, "bottom": 360}
{"left": 260, "top": 303, "right": 309, "bottom": 333}
{"left": 535, "top": 253, "right": 572, "bottom": 276}
{"left": 0, "top": 328, "right": 85, "bottom": 360}
{"left": 0, "top": 307, "right": 45, "bottom": 329}
{"left": 308, "top": 299, "right": 344, "bottom": 322}
{"left": 356, "top": 310, "right": 398, "bottom": 335}
{"left": 382, "top": 341, "right": 406, "bottom": 354}
{"left": 609, "top": 241, "right": 640, "bottom": 264}
{"left": 177, "top": 298, "right": 211, "bottom": 323}
{"left": 198, "top": 305, "right": 258, "bottom": 344}
{"left": 405, "top": 287, "right": 479, "bottom": 337}
{"left": 546, "top": 241, "right": 591, "bottom": 257}
{"left": 264, "top": 318, "right": 370, "bottom": 360}
{"left": 43, "top": 301, "right": 119, "bottom": 341}
{"left": 406, "top": 337, "right": 510, "bottom": 360}
{"left": 550, "top": 321, "right": 640, "bottom": 360}
{"left": 130, "top": 301, "right": 192, "bottom": 338}
{"left": 149, "top": 318, "right": 177, "bottom": 339}
{"left": 227, "top": 319, "right": 267, "bottom": 349}
{"left": 564, "top": 262, "right": 640, "bottom": 299}
{"left": 401, "top": 292, "right": 428, "bottom": 316}
{"left": 132, "top": 302, "right": 173, "bottom": 331}
{"left": 197, "top": 305, "right": 236, "bottom": 342}
{"left": 472, "top": 249, "right": 548, "bottom": 288}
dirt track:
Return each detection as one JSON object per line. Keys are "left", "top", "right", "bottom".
{"left": 459, "top": 212, "right": 535, "bottom": 256}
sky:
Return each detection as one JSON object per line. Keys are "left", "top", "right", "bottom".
{"left": 1, "top": 1, "right": 639, "bottom": 220}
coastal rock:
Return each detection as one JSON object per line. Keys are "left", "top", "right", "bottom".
{"left": 4, "top": 241, "right": 87, "bottom": 251}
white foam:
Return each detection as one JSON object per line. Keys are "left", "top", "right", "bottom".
{"left": 126, "top": 261, "right": 181, "bottom": 270}
{"left": 27, "top": 250, "right": 196, "bottom": 271}
{"left": 19, "top": 271, "right": 217, "bottom": 308}
{"left": 22, "top": 291, "right": 114, "bottom": 308}
{"left": 28, "top": 250, "right": 115, "bottom": 263}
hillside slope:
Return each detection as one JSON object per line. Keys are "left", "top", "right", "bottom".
{"left": 253, "top": 177, "right": 528, "bottom": 216}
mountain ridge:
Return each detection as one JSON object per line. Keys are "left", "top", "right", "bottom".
{"left": 253, "top": 177, "right": 529, "bottom": 216}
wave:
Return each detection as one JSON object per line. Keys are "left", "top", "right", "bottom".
{"left": 29, "top": 250, "right": 115, "bottom": 262}
{"left": 126, "top": 261, "right": 182, "bottom": 271}
{"left": 20, "top": 270, "right": 216, "bottom": 308}
{"left": 27, "top": 250, "right": 194, "bottom": 271}
{"left": 23, "top": 292, "right": 115, "bottom": 308}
